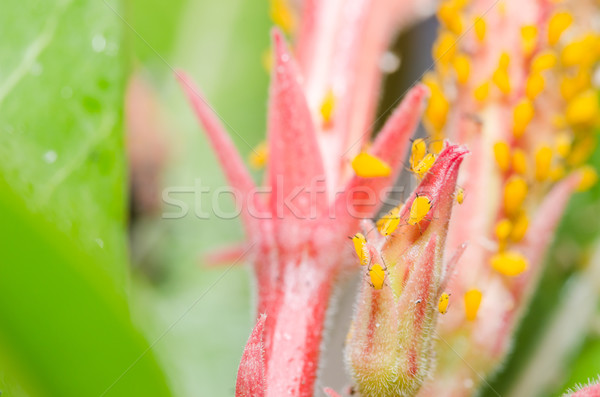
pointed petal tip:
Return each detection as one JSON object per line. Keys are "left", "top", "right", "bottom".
{"left": 236, "top": 314, "right": 267, "bottom": 397}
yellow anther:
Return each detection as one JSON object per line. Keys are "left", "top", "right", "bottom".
{"left": 513, "top": 99, "right": 535, "bottom": 138}
{"left": 410, "top": 138, "right": 428, "bottom": 169}
{"left": 495, "top": 218, "right": 512, "bottom": 242}
{"left": 351, "top": 152, "right": 392, "bottom": 178}
{"left": 269, "top": 0, "right": 296, "bottom": 34}
{"left": 521, "top": 25, "right": 538, "bottom": 56}
{"left": 474, "top": 81, "right": 490, "bottom": 102}
{"left": 512, "top": 148, "right": 528, "bottom": 175}
{"left": 453, "top": 54, "right": 471, "bottom": 84}
{"left": 369, "top": 264, "right": 386, "bottom": 290}
{"left": 413, "top": 153, "right": 437, "bottom": 179}
{"left": 561, "top": 34, "right": 599, "bottom": 68}
{"left": 550, "top": 165, "right": 566, "bottom": 181}
{"left": 503, "top": 176, "right": 528, "bottom": 216}
{"left": 566, "top": 90, "right": 599, "bottom": 127}
{"left": 560, "top": 70, "right": 591, "bottom": 102}
{"left": 577, "top": 165, "right": 599, "bottom": 191}
{"left": 474, "top": 16, "right": 486, "bottom": 42}
{"left": 525, "top": 73, "right": 545, "bottom": 100}
{"left": 438, "top": 293, "right": 450, "bottom": 314}
{"left": 320, "top": 89, "right": 336, "bottom": 128}
{"left": 378, "top": 207, "right": 401, "bottom": 236}
{"left": 548, "top": 11, "right": 573, "bottom": 46}
{"left": 499, "top": 52, "right": 511, "bottom": 69}
{"left": 456, "top": 186, "right": 465, "bottom": 204}
{"left": 493, "top": 67, "right": 511, "bottom": 95}
{"left": 438, "top": 2, "right": 464, "bottom": 35}
{"left": 408, "top": 195, "right": 432, "bottom": 225}
{"left": 510, "top": 211, "right": 529, "bottom": 242}
{"left": 352, "top": 233, "right": 369, "bottom": 266}
{"left": 424, "top": 81, "right": 450, "bottom": 131}
{"left": 464, "top": 289, "right": 482, "bottom": 321}
{"left": 433, "top": 31, "right": 458, "bottom": 66}
{"left": 555, "top": 132, "right": 572, "bottom": 158}
{"left": 493, "top": 141, "right": 511, "bottom": 172}
{"left": 534, "top": 145, "right": 553, "bottom": 181}
{"left": 531, "top": 51, "right": 557, "bottom": 73}
{"left": 491, "top": 251, "right": 528, "bottom": 276}
{"left": 249, "top": 141, "right": 269, "bottom": 169}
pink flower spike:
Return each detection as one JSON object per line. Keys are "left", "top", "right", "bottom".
{"left": 268, "top": 29, "right": 327, "bottom": 228}
{"left": 236, "top": 314, "right": 267, "bottom": 397}
{"left": 176, "top": 71, "right": 264, "bottom": 237}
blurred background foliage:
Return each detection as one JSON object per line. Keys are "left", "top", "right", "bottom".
{"left": 1, "top": 0, "right": 600, "bottom": 396}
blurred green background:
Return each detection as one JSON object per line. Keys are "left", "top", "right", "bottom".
{"left": 1, "top": 0, "right": 600, "bottom": 396}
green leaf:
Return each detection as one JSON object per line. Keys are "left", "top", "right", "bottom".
{"left": 0, "top": 0, "right": 129, "bottom": 285}
{"left": 0, "top": 178, "right": 172, "bottom": 397}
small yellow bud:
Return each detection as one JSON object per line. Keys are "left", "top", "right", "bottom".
{"left": 493, "top": 68, "right": 511, "bottom": 95}
{"left": 534, "top": 145, "right": 553, "bottom": 181}
{"left": 495, "top": 219, "right": 512, "bottom": 242}
{"left": 491, "top": 251, "right": 528, "bottom": 276}
{"left": 438, "top": 2, "right": 464, "bottom": 35}
{"left": 561, "top": 34, "right": 598, "bottom": 68}
{"left": 320, "top": 89, "right": 336, "bottom": 127}
{"left": 513, "top": 99, "right": 535, "bottom": 138}
{"left": 521, "top": 25, "right": 538, "bottom": 56}
{"left": 512, "top": 148, "right": 528, "bottom": 175}
{"left": 577, "top": 165, "right": 599, "bottom": 191}
{"left": 433, "top": 31, "right": 458, "bottom": 66}
{"left": 464, "top": 289, "right": 482, "bottom": 321}
{"left": 510, "top": 211, "right": 529, "bottom": 242}
{"left": 249, "top": 141, "right": 269, "bottom": 169}
{"left": 548, "top": 11, "right": 573, "bottom": 46}
{"left": 566, "top": 90, "right": 599, "bottom": 127}
{"left": 531, "top": 51, "right": 557, "bottom": 72}
{"left": 503, "top": 176, "right": 528, "bottom": 216}
{"left": 425, "top": 82, "right": 450, "bottom": 131}
{"left": 474, "top": 17, "right": 486, "bottom": 41}
{"left": 493, "top": 141, "right": 511, "bottom": 172}
{"left": 525, "top": 73, "right": 545, "bottom": 100}
{"left": 474, "top": 81, "right": 490, "bottom": 102}
{"left": 453, "top": 54, "right": 471, "bottom": 84}
{"left": 351, "top": 152, "right": 392, "bottom": 178}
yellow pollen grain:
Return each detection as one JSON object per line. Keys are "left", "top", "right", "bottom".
{"left": 531, "top": 51, "right": 557, "bottom": 72}
{"left": 320, "top": 89, "right": 336, "bottom": 127}
{"left": 408, "top": 195, "right": 432, "bottom": 225}
{"left": 566, "top": 90, "right": 599, "bottom": 127}
{"left": 491, "top": 251, "right": 528, "bottom": 276}
{"left": 439, "top": 293, "right": 450, "bottom": 314}
{"left": 548, "top": 11, "right": 573, "bottom": 46}
{"left": 512, "top": 148, "right": 528, "bottom": 175}
{"left": 438, "top": 2, "right": 464, "bottom": 35}
{"left": 474, "top": 17, "right": 486, "bottom": 41}
{"left": 493, "top": 141, "right": 511, "bottom": 172}
{"left": 453, "top": 54, "right": 471, "bottom": 84}
{"left": 534, "top": 145, "right": 553, "bottom": 181}
{"left": 521, "top": 25, "right": 538, "bottom": 56}
{"left": 495, "top": 218, "right": 512, "bottom": 242}
{"left": 351, "top": 152, "right": 392, "bottom": 178}
{"left": 269, "top": 0, "right": 296, "bottom": 34}
{"left": 555, "top": 132, "right": 572, "bottom": 158}
{"left": 474, "top": 81, "right": 490, "bottom": 102}
{"left": 369, "top": 264, "right": 386, "bottom": 290}
{"left": 352, "top": 233, "right": 369, "bottom": 266}
{"left": 513, "top": 99, "right": 535, "bottom": 138}
{"left": 249, "top": 141, "right": 269, "bottom": 169}
{"left": 413, "top": 153, "right": 437, "bottom": 179}
{"left": 526, "top": 73, "right": 545, "bottom": 100}
{"left": 503, "top": 176, "right": 528, "bottom": 216}
{"left": 577, "top": 165, "right": 599, "bottom": 192}
{"left": 510, "top": 211, "right": 529, "bottom": 242}
{"left": 433, "top": 31, "right": 458, "bottom": 67}
{"left": 410, "top": 138, "right": 427, "bottom": 169}
{"left": 464, "top": 289, "right": 482, "bottom": 321}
